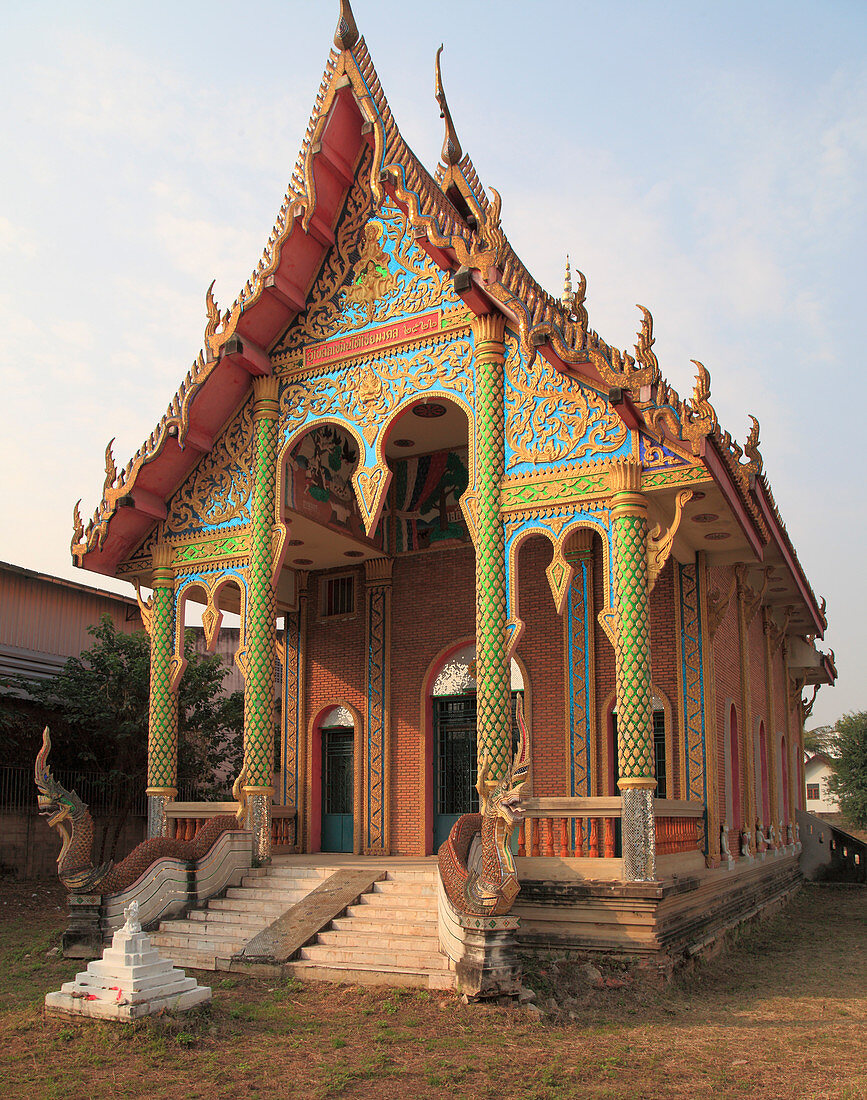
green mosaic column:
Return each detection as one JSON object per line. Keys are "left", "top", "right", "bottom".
{"left": 244, "top": 375, "right": 279, "bottom": 861}
{"left": 472, "top": 313, "right": 511, "bottom": 780}
{"left": 146, "top": 542, "right": 178, "bottom": 838}
{"left": 610, "top": 460, "right": 656, "bottom": 880}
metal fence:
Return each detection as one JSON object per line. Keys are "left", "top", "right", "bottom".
{"left": 1, "top": 764, "right": 148, "bottom": 817}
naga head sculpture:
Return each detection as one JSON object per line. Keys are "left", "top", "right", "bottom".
{"left": 476, "top": 694, "right": 531, "bottom": 829}
{"left": 35, "top": 727, "right": 84, "bottom": 829}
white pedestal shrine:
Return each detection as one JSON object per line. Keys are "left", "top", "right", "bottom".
{"left": 46, "top": 902, "right": 211, "bottom": 1021}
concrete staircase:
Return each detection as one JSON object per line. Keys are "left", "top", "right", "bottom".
{"left": 149, "top": 864, "right": 332, "bottom": 971}
{"left": 289, "top": 866, "right": 455, "bottom": 990}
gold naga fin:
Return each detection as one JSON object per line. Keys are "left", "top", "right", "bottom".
{"left": 742, "top": 414, "right": 763, "bottom": 476}
{"left": 103, "top": 438, "right": 117, "bottom": 495}
{"left": 233, "top": 758, "right": 251, "bottom": 824}
{"left": 434, "top": 45, "right": 462, "bottom": 167}
{"left": 71, "top": 499, "right": 84, "bottom": 548}
{"left": 334, "top": 0, "right": 359, "bottom": 51}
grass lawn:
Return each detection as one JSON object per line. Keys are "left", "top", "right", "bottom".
{"left": 0, "top": 880, "right": 864, "bottom": 1099}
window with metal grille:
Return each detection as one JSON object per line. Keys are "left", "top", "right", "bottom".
{"left": 433, "top": 693, "right": 522, "bottom": 816}
{"left": 653, "top": 710, "right": 667, "bottom": 799}
{"left": 321, "top": 574, "right": 354, "bottom": 618}
{"left": 806, "top": 783, "right": 820, "bottom": 800}
{"left": 612, "top": 708, "right": 667, "bottom": 797}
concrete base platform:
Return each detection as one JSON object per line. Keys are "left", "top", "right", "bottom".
{"left": 46, "top": 908, "right": 211, "bottom": 1021}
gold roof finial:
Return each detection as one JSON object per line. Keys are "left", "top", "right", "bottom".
{"left": 334, "top": 0, "right": 359, "bottom": 51}
{"left": 435, "top": 45, "right": 462, "bottom": 167}
{"left": 562, "top": 255, "right": 575, "bottom": 309}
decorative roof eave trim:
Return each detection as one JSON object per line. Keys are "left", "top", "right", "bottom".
{"left": 702, "top": 434, "right": 766, "bottom": 561}
{"left": 752, "top": 474, "right": 826, "bottom": 638}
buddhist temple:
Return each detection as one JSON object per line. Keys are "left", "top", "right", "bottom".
{"left": 67, "top": 0, "right": 836, "bottom": 976}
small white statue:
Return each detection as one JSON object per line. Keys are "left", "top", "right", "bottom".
{"left": 720, "top": 823, "right": 733, "bottom": 861}
{"left": 740, "top": 828, "right": 752, "bottom": 858}
{"left": 122, "top": 900, "right": 141, "bottom": 934}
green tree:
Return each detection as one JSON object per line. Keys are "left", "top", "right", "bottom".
{"left": 827, "top": 711, "right": 867, "bottom": 829}
{"left": 0, "top": 615, "right": 243, "bottom": 859}
{"left": 804, "top": 724, "right": 837, "bottom": 756}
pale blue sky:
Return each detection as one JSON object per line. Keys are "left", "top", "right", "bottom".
{"left": 1, "top": 1, "right": 864, "bottom": 726}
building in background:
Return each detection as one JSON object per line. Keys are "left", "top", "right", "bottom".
{"left": 804, "top": 752, "right": 839, "bottom": 816}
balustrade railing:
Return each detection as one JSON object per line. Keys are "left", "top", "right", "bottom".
{"left": 516, "top": 797, "right": 704, "bottom": 859}
{"left": 165, "top": 802, "right": 297, "bottom": 850}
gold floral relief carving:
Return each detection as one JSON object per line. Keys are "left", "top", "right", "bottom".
{"left": 279, "top": 337, "right": 474, "bottom": 447}
{"left": 165, "top": 399, "right": 253, "bottom": 535}
{"left": 504, "top": 336, "right": 628, "bottom": 468}
{"left": 275, "top": 146, "right": 457, "bottom": 355}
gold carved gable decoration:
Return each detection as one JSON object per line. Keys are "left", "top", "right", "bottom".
{"left": 273, "top": 147, "right": 458, "bottom": 359}
{"left": 504, "top": 335, "right": 628, "bottom": 468}
{"left": 165, "top": 399, "right": 254, "bottom": 536}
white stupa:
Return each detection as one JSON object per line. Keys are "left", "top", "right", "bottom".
{"left": 45, "top": 901, "right": 211, "bottom": 1021}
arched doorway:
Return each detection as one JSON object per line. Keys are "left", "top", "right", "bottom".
{"left": 429, "top": 643, "right": 526, "bottom": 850}
{"left": 727, "top": 703, "right": 742, "bottom": 832}
{"left": 317, "top": 705, "right": 356, "bottom": 853}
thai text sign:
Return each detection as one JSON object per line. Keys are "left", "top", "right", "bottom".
{"left": 303, "top": 310, "right": 441, "bottom": 369}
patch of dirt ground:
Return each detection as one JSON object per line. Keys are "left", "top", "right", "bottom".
{"left": 0, "top": 881, "right": 864, "bottom": 1100}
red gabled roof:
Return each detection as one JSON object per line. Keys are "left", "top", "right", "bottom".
{"left": 69, "top": 2, "right": 830, "bottom": 665}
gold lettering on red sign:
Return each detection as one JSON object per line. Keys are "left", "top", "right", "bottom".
{"left": 303, "top": 311, "right": 442, "bottom": 369}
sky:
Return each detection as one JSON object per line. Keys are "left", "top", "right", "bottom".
{"left": 1, "top": 0, "right": 864, "bottom": 728}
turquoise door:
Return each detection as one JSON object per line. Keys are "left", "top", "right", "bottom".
{"left": 321, "top": 727, "right": 354, "bottom": 852}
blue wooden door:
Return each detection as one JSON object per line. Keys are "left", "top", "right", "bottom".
{"left": 321, "top": 728, "right": 353, "bottom": 852}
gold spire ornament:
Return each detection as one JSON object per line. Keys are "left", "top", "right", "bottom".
{"left": 434, "top": 45, "right": 462, "bottom": 167}
{"left": 562, "top": 256, "right": 575, "bottom": 309}
{"left": 334, "top": 0, "right": 359, "bottom": 51}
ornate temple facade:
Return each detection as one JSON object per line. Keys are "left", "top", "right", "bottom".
{"left": 70, "top": 3, "right": 834, "bottom": 956}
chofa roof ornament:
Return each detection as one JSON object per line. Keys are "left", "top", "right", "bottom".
{"left": 334, "top": 0, "right": 360, "bottom": 52}
{"left": 434, "top": 45, "right": 463, "bottom": 167}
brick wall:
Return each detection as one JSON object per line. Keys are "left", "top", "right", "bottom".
{"left": 710, "top": 564, "right": 742, "bottom": 832}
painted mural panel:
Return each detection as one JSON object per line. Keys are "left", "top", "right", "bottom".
{"left": 285, "top": 425, "right": 369, "bottom": 541}
{"left": 383, "top": 446, "right": 470, "bottom": 553}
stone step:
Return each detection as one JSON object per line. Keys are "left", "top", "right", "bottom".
{"left": 299, "top": 943, "right": 450, "bottom": 971}
{"left": 330, "top": 916, "right": 437, "bottom": 937}
{"left": 188, "top": 909, "right": 265, "bottom": 928}
{"left": 380, "top": 870, "right": 439, "bottom": 882}
{"left": 207, "top": 897, "right": 288, "bottom": 915}
{"left": 259, "top": 866, "right": 331, "bottom": 879}
{"left": 151, "top": 931, "right": 245, "bottom": 955}
{"left": 372, "top": 880, "right": 437, "bottom": 897}
{"left": 315, "top": 929, "right": 440, "bottom": 952}
{"left": 287, "top": 960, "right": 455, "bottom": 991}
{"left": 344, "top": 901, "right": 435, "bottom": 923}
{"left": 224, "top": 885, "right": 311, "bottom": 903}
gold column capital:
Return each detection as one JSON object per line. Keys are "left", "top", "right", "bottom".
{"left": 364, "top": 556, "right": 394, "bottom": 586}
{"left": 151, "top": 543, "right": 174, "bottom": 586}
{"left": 608, "top": 458, "right": 643, "bottom": 495}
{"left": 252, "top": 375, "right": 280, "bottom": 419}
{"left": 471, "top": 311, "right": 506, "bottom": 351}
